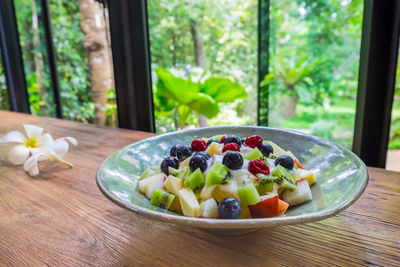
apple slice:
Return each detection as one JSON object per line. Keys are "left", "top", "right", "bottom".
{"left": 138, "top": 173, "right": 165, "bottom": 195}
{"left": 199, "top": 198, "right": 219, "bottom": 218}
{"left": 282, "top": 178, "right": 312, "bottom": 206}
{"left": 248, "top": 193, "right": 279, "bottom": 218}
{"left": 178, "top": 188, "right": 200, "bottom": 217}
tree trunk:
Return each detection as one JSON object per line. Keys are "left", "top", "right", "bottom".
{"left": 190, "top": 20, "right": 208, "bottom": 127}
{"left": 279, "top": 95, "right": 298, "bottom": 118}
{"left": 79, "top": 0, "right": 114, "bottom": 126}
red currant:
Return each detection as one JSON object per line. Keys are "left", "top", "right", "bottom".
{"left": 248, "top": 159, "right": 270, "bottom": 175}
{"left": 222, "top": 143, "right": 240, "bottom": 153}
{"left": 191, "top": 139, "right": 207, "bottom": 152}
{"left": 245, "top": 135, "right": 263, "bottom": 148}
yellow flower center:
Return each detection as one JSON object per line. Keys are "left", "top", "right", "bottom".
{"left": 24, "top": 137, "right": 38, "bottom": 149}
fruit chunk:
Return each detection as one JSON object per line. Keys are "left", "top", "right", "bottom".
{"left": 205, "top": 161, "right": 229, "bottom": 186}
{"left": 222, "top": 143, "right": 241, "bottom": 153}
{"left": 179, "top": 156, "right": 191, "bottom": 169}
{"left": 207, "top": 138, "right": 221, "bottom": 146}
{"left": 248, "top": 159, "right": 270, "bottom": 176}
{"left": 238, "top": 183, "right": 260, "bottom": 205}
{"left": 222, "top": 151, "right": 243, "bottom": 170}
{"left": 169, "top": 196, "right": 183, "bottom": 214}
{"left": 282, "top": 178, "right": 312, "bottom": 206}
{"left": 278, "top": 199, "right": 289, "bottom": 215}
{"left": 275, "top": 155, "right": 294, "bottom": 170}
{"left": 238, "top": 205, "right": 251, "bottom": 219}
{"left": 176, "top": 145, "right": 192, "bottom": 162}
{"left": 259, "top": 144, "right": 274, "bottom": 157}
{"left": 199, "top": 198, "right": 219, "bottom": 218}
{"left": 140, "top": 167, "right": 160, "bottom": 179}
{"left": 212, "top": 181, "right": 239, "bottom": 202}
{"left": 272, "top": 165, "right": 297, "bottom": 190}
{"left": 292, "top": 168, "right": 316, "bottom": 185}
{"left": 218, "top": 197, "right": 242, "bottom": 219}
{"left": 138, "top": 173, "right": 165, "bottom": 195}
{"left": 224, "top": 135, "right": 242, "bottom": 146}
{"left": 168, "top": 167, "right": 190, "bottom": 179}
{"left": 191, "top": 139, "right": 207, "bottom": 152}
{"left": 184, "top": 168, "right": 205, "bottom": 191}
{"left": 189, "top": 155, "right": 208, "bottom": 172}
{"left": 244, "top": 147, "right": 264, "bottom": 161}
{"left": 256, "top": 174, "right": 276, "bottom": 195}
{"left": 205, "top": 141, "right": 223, "bottom": 156}
{"left": 200, "top": 185, "right": 215, "bottom": 200}
{"left": 178, "top": 188, "right": 200, "bottom": 217}
{"left": 248, "top": 193, "right": 279, "bottom": 218}
{"left": 160, "top": 157, "right": 180, "bottom": 175}
{"left": 150, "top": 188, "right": 175, "bottom": 209}
{"left": 264, "top": 141, "right": 286, "bottom": 156}
{"left": 164, "top": 175, "right": 184, "bottom": 195}
{"left": 245, "top": 135, "right": 263, "bottom": 148}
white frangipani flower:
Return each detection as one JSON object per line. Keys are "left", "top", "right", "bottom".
{"left": 0, "top": 124, "right": 77, "bottom": 176}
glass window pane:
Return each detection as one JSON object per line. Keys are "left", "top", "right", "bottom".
{"left": 148, "top": 0, "right": 258, "bottom": 133}
{"left": 386, "top": 47, "right": 400, "bottom": 171}
{"left": 0, "top": 50, "right": 9, "bottom": 110}
{"left": 267, "top": 0, "right": 364, "bottom": 149}
{"left": 14, "top": 0, "right": 117, "bottom": 126}
{"left": 15, "top": 0, "right": 56, "bottom": 117}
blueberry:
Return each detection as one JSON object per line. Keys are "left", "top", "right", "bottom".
{"left": 195, "top": 151, "right": 211, "bottom": 160}
{"left": 259, "top": 144, "right": 274, "bottom": 157}
{"left": 176, "top": 145, "right": 192, "bottom": 162}
{"left": 170, "top": 144, "right": 181, "bottom": 157}
{"left": 206, "top": 138, "right": 221, "bottom": 147}
{"left": 275, "top": 155, "right": 294, "bottom": 170}
{"left": 189, "top": 155, "right": 208, "bottom": 172}
{"left": 222, "top": 151, "right": 243, "bottom": 170}
{"left": 218, "top": 197, "right": 241, "bottom": 219}
{"left": 160, "top": 156, "right": 179, "bottom": 175}
{"left": 224, "top": 135, "right": 242, "bottom": 146}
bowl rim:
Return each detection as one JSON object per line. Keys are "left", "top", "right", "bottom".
{"left": 96, "top": 126, "right": 369, "bottom": 229}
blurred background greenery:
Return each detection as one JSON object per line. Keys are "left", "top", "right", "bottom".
{"left": 0, "top": 0, "right": 399, "bottom": 151}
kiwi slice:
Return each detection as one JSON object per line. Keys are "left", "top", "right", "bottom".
{"left": 272, "top": 165, "right": 297, "bottom": 190}
{"left": 150, "top": 188, "right": 175, "bottom": 209}
{"left": 140, "top": 167, "right": 160, "bottom": 180}
{"left": 184, "top": 168, "right": 205, "bottom": 191}
{"left": 256, "top": 174, "right": 276, "bottom": 195}
{"left": 168, "top": 167, "right": 190, "bottom": 179}
{"left": 205, "top": 162, "right": 229, "bottom": 187}
{"left": 244, "top": 147, "right": 265, "bottom": 161}
{"left": 238, "top": 183, "right": 260, "bottom": 205}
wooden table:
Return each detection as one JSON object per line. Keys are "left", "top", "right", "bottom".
{"left": 0, "top": 110, "right": 399, "bottom": 266}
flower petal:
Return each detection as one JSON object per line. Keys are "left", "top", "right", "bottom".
{"left": 64, "top": 137, "right": 78, "bottom": 146}
{"left": 52, "top": 138, "right": 69, "bottom": 157}
{"left": 31, "top": 145, "right": 52, "bottom": 156}
{"left": 23, "top": 124, "right": 43, "bottom": 139}
{"left": 8, "top": 144, "right": 30, "bottom": 165}
{"left": 23, "top": 153, "right": 46, "bottom": 176}
{"left": 38, "top": 133, "right": 54, "bottom": 146}
{"left": 0, "top": 131, "right": 26, "bottom": 143}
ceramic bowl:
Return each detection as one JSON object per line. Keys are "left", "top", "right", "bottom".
{"left": 96, "top": 126, "right": 368, "bottom": 234}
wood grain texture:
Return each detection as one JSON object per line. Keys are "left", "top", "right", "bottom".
{"left": 0, "top": 110, "right": 399, "bottom": 266}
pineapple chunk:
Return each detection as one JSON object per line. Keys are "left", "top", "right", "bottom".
{"left": 292, "top": 169, "right": 316, "bottom": 186}
{"left": 212, "top": 182, "right": 239, "bottom": 202}
{"left": 264, "top": 141, "right": 286, "bottom": 156}
{"left": 164, "top": 175, "right": 183, "bottom": 196}
{"left": 178, "top": 188, "right": 200, "bottom": 217}
{"left": 200, "top": 185, "right": 216, "bottom": 201}
{"left": 179, "top": 156, "right": 191, "bottom": 169}
{"left": 169, "top": 196, "right": 183, "bottom": 214}
{"left": 205, "top": 142, "right": 222, "bottom": 156}
{"left": 238, "top": 205, "right": 251, "bottom": 219}
{"left": 138, "top": 173, "right": 165, "bottom": 195}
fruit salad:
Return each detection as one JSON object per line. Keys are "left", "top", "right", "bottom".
{"left": 138, "top": 135, "right": 317, "bottom": 219}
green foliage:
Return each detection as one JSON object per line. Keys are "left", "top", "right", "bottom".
{"left": 0, "top": 55, "right": 9, "bottom": 110}
{"left": 154, "top": 68, "right": 247, "bottom": 129}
